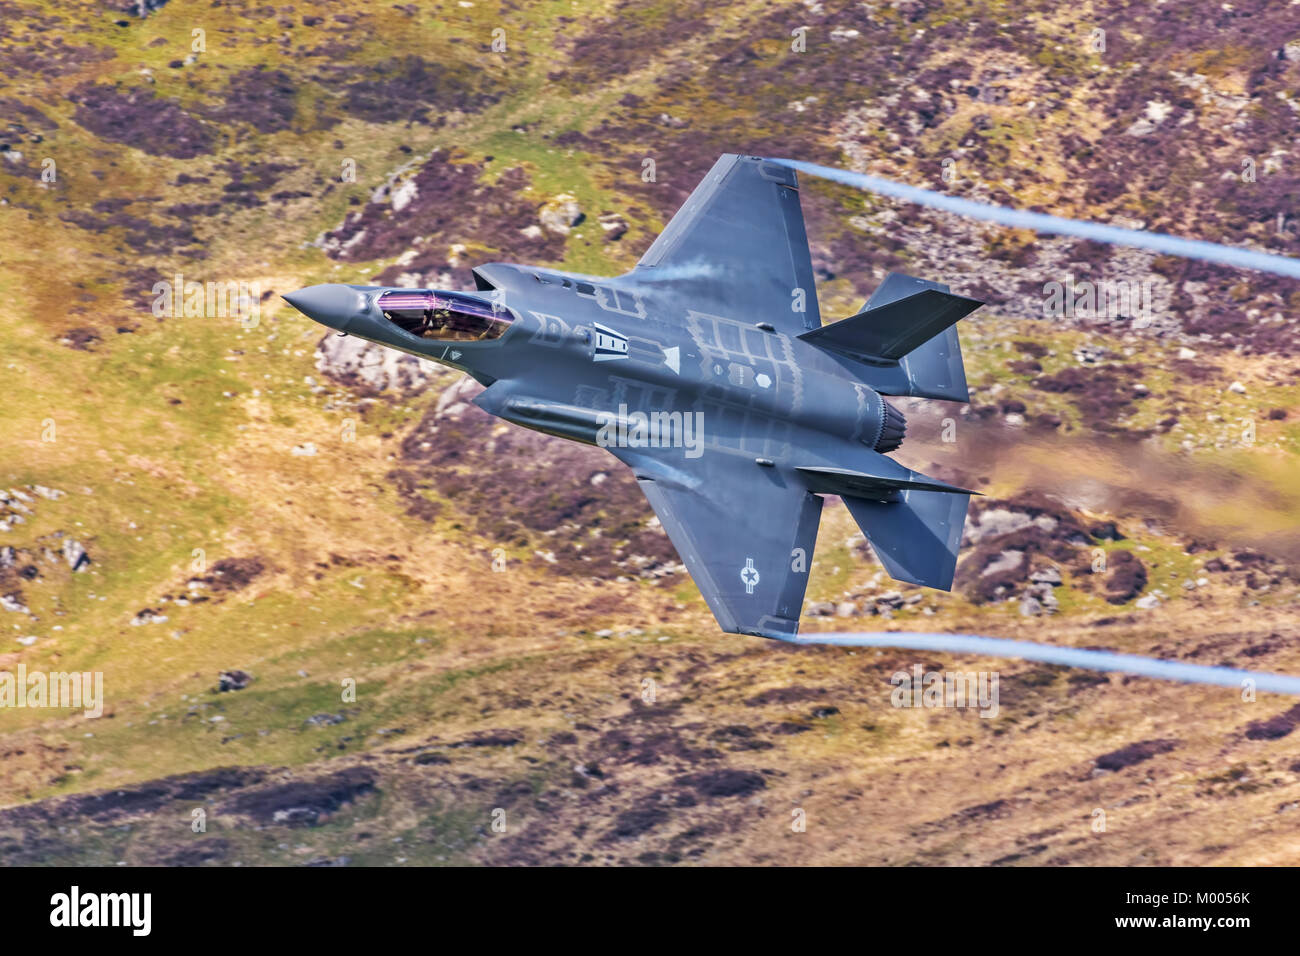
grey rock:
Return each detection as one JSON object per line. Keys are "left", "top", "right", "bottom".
{"left": 965, "top": 508, "right": 1034, "bottom": 544}
{"left": 305, "top": 712, "right": 346, "bottom": 727}
{"left": 1073, "top": 345, "right": 1109, "bottom": 364}
{"left": 63, "top": 537, "right": 90, "bottom": 572}
{"left": 1019, "top": 595, "right": 1043, "bottom": 616}
{"left": 539, "top": 195, "right": 583, "bottom": 235}
{"left": 217, "top": 670, "right": 253, "bottom": 692}
{"left": 1029, "top": 565, "right": 1062, "bottom": 586}
{"left": 981, "top": 549, "right": 1025, "bottom": 578}
{"left": 435, "top": 374, "right": 486, "bottom": 418}
{"left": 598, "top": 213, "right": 628, "bottom": 240}
{"left": 875, "top": 591, "right": 905, "bottom": 609}
{"left": 316, "top": 332, "right": 438, "bottom": 392}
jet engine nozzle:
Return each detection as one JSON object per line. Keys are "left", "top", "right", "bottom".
{"left": 873, "top": 399, "right": 906, "bottom": 453}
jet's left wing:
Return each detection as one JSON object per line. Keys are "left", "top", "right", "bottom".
{"left": 619, "top": 449, "right": 823, "bottom": 639}
{"left": 633, "top": 154, "right": 822, "bottom": 334}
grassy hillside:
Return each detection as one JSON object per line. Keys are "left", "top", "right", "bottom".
{"left": 1, "top": 0, "right": 1298, "bottom": 865}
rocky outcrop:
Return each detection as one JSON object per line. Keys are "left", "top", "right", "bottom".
{"left": 315, "top": 332, "right": 438, "bottom": 394}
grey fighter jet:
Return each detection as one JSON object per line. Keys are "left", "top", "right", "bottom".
{"left": 284, "top": 154, "right": 983, "bottom": 640}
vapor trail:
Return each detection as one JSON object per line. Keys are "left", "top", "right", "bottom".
{"left": 773, "top": 631, "right": 1300, "bottom": 695}
{"left": 753, "top": 162, "right": 1300, "bottom": 691}
{"left": 768, "top": 158, "right": 1300, "bottom": 280}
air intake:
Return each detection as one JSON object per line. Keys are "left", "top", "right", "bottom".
{"left": 874, "top": 400, "right": 906, "bottom": 453}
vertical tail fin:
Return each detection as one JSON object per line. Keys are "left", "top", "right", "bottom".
{"left": 796, "top": 272, "right": 980, "bottom": 403}
{"left": 894, "top": 324, "right": 968, "bottom": 403}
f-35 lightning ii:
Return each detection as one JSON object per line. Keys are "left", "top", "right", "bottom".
{"left": 284, "top": 154, "right": 983, "bottom": 640}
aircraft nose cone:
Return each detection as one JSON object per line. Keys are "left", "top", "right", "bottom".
{"left": 282, "top": 284, "right": 366, "bottom": 332}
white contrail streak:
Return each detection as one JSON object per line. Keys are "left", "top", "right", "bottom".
{"left": 773, "top": 631, "right": 1300, "bottom": 695}
{"left": 761, "top": 159, "right": 1300, "bottom": 693}
{"left": 768, "top": 158, "right": 1300, "bottom": 280}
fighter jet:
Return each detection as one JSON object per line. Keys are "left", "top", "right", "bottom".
{"left": 284, "top": 154, "right": 983, "bottom": 639}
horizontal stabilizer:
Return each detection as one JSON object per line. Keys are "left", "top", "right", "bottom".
{"left": 844, "top": 490, "right": 971, "bottom": 591}
{"left": 797, "top": 465, "right": 976, "bottom": 501}
{"left": 798, "top": 288, "right": 981, "bottom": 362}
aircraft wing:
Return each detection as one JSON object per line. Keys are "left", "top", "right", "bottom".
{"left": 618, "top": 448, "right": 823, "bottom": 639}
{"left": 634, "top": 154, "right": 822, "bottom": 334}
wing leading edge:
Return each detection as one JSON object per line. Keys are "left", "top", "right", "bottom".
{"left": 634, "top": 154, "right": 822, "bottom": 334}
{"left": 621, "top": 449, "right": 823, "bottom": 639}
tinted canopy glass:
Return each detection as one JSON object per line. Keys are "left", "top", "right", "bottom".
{"left": 377, "top": 290, "right": 513, "bottom": 342}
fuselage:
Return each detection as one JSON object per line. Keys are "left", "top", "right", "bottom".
{"left": 295, "top": 262, "right": 902, "bottom": 469}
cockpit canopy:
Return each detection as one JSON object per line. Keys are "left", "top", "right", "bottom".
{"left": 377, "top": 290, "right": 513, "bottom": 342}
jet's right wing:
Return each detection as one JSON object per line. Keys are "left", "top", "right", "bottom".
{"left": 615, "top": 447, "right": 823, "bottom": 639}
{"left": 634, "top": 154, "right": 822, "bottom": 334}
